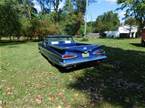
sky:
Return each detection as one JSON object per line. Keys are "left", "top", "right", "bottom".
{"left": 86, "top": 0, "right": 125, "bottom": 22}
{"left": 34, "top": 0, "right": 126, "bottom": 22}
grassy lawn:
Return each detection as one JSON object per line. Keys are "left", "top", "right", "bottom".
{"left": 0, "top": 38, "right": 145, "bottom": 108}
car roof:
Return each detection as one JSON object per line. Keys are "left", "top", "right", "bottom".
{"left": 46, "top": 35, "right": 73, "bottom": 38}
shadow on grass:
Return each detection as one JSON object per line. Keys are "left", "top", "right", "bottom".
{"left": 41, "top": 53, "right": 103, "bottom": 73}
{"left": 130, "top": 43, "right": 144, "bottom": 47}
{"left": 0, "top": 40, "right": 27, "bottom": 46}
{"left": 57, "top": 62, "right": 102, "bottom": 73}
{"left": 0, "top": 40, "right": 40, "bottom": 46}
{"left": 68, "top": 46, "right": 145, "bottom": 108}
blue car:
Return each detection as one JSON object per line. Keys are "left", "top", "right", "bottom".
{"left": 38, "top": 35, "right": 107, "bottom": 68}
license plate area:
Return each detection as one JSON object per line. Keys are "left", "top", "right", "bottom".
{"left": 82, "top": 52, "right": 89, "bottom": 58}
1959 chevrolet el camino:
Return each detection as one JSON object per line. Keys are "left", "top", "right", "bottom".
{"left": 38, "top": 35, "right": 107, "bottom": 68}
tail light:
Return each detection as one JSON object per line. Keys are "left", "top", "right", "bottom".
{"left": 93, "top": 49, "right": 105, "bottom": 55}
{"left": 62, "top": 54, "right": 77, "bottom": 59}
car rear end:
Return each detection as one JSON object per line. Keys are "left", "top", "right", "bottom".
{"left": 59, "top": 45, "right": 107, "bottom": 67}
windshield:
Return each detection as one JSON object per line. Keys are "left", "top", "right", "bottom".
{"left": 46, "top": 37, "right": 74, "bottom": 42}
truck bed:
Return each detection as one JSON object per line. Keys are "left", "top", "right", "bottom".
{"left": 49, "top": 43, "right": 101, "bottom": 52}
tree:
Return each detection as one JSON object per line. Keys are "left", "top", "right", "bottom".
{"left": 0, "top": 1, "right": 21, "bottom": 40}
{"left": 73, "top": 0, "right": 86, "bottom": 14}
{"left": 20, "top": 17, "right": 33, "bottom": 39}
{"left": 36, "top": 0, "right": 97, "bottom": 35}
{"left": 117, "top": 0, "right": 145, "bottom": 32}
{"left": 0, "top": 0, "right": 98, "bottom": 40}
{"left": 64, "top": 13, "right": 83, "bottom": 35}
{"left": 63, "top": 0, "right": 73, "bottom": 14}
{"left": 18, "top": 0, "right": 37, "bottom": 19}
{"left": 37, "top": 0, "right": 63, "bottom": 22}
{"left": 125, "top": 17, "right": 139, "bottom": 26}
{"left": 36, "top": 0, "right": 51, "bottom": 14}
{"left": 95, "top": 11, "right": 120, "bottom": 33}
{"left": 87, "top": 21, "right": 96, "bottom": 33}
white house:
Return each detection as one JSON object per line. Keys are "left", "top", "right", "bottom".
{"left": 105, "top": 25, "right": 138, "bottom": 38}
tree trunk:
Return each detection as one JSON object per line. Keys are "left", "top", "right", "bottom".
{"left": 129, "top": 25, "right": 132, "bottom": 38}
{"left": 17, "top": 36, "right": 20, "bottom": 40}
{"left": 9, "top": 36, "right": 12, "bottom": 41}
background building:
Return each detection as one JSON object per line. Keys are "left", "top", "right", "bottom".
{"left": 105, "top": 25, "right": 138, "bottom": 38}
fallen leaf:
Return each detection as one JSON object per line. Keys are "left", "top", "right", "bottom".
{"left": 74, "top": 93, "right": 78, "bottom": 97}
{"left": 57, "top": 105, "right": 62, "bottom": 108}
{"left": 35, "top": 95, "right": 43, "bottom": 104}
{"left": 6, "top": 87, "right": 13, "bottom": 95}
{"left": 65, "top": 105, "right": 71, "bottom": 108}
{"left": 57, "top": 92, "right": 63, "bottom": 97}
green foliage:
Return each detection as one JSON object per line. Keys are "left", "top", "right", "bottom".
{"left": 0, "top": 0, "right": 96, "bottom": 40}
{"left": 95, "top": 11, "right": 120, "bottom": 33}
{"left": 117, "top": 0, "right": 145, "bottom": 31}
{"left": 0, "top": 1, "right": 21, "bottom": 38}
{"left": 64, "top": 12, "right": 84, "bottom": 35}
{"left": 73, "top": 0, "right": 86, "bottom": 14}
{"left": 37, "top": 19, "right": 60, "bottom": 36}
{"left": 20, "top": 17, "right": 32, "bottom": 37}
{"left": 39, "top": 14, "right": 60, "bottom": 34}
{"left": 87, "top": 21, "right": 96, "bottom": 33}
{"left": 63, "top": 0, "right": 73, "bottom": 14}
{"left": 37, "top": 0, "right": 63, "bottom": 22}
{"left": 17, "top": 13, "right": 60, "bottom": 40}
{"left": 79, "top": 25, "right": 85, "bottom": 36}
{"left": 124, "top": 17, "right": 139, "bottom": 26}
{"left": 78, "top": 22, "right": 95, "bottom": 36}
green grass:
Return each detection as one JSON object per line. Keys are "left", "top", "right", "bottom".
{"left": 0, "top": 38, "right": 145, "bottom": 108}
